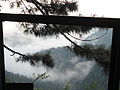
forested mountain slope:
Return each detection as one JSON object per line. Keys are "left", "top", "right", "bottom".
{"left": 5, "top": 47, "right": 109, "bottom": 90}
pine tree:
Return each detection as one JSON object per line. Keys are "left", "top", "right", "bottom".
{"left": 0, "top": 0, "right": 111, "bottom": 73}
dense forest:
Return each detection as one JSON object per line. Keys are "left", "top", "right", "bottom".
{"left": 1, "top": 0, "right": 119, "bottom": 89}
{"left": 5, "top": 46, "right": 109, "bottom": 90}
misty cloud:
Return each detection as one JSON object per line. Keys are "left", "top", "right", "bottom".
{"left": 82, "top": 28, "right": 113, "bottom": 46}
{"left": 3, "top": 22, "right": 72, "bottom": 53}
{"left": 3, "top": 21, "right": 113, "bottom": 84}
{"left": 40, "top": 60, "right": 95, "bottom": 83}
{"left": 69, "top": 57, "right": 79, "bottom": 64}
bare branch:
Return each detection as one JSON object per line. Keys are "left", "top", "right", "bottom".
{"left": 66, "top": 30, "right": 108, "bottom": 41}
{"left": 3, "top": 44, "right": 27, "bottom": 57}
{"left": 53, "top": 24, "right": 89, "bottom": 52}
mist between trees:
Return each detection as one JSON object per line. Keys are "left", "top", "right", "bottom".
{"left": 0, "top": 0, "right": 113, "bottom": 90}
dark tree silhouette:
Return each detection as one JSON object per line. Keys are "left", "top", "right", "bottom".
{"left": 0, "top": 0, "right": 111, "bottom": 74}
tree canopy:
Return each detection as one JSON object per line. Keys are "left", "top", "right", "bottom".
{"left": 0, "top": 0, "right": 111, "bottom": 74}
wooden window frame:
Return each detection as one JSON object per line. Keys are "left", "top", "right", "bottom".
{"left": 0, "top": 13, "right": 120, "bottom": 90}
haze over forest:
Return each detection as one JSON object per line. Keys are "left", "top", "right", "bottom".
{"left": 1, "top": 0, "right": 114, "bottom": 89}
{"left": 4, "top": 22, "right": 113, "bottom": 90}
{"left": 3, "top": 22, "right": 112, "bottom": 78}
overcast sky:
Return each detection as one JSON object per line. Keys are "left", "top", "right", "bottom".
{"left": 0, "top": 0, "right": 114, "bottom": 82}
{"left": 1, "top": 0, "right": 120, "bottom": 17}
{"left": 78, "top": 0, "right": 120, "bottom": 18}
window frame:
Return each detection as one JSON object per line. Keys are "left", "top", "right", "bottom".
{"left": 0, "top": 13, "right": 120, "bottom": 90}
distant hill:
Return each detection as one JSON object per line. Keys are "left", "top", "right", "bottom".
{"left": 5, "top": 46, "right": 109, "bottom": 90}
{"left": 5, "top": 70, "right": 33, "bottom": 83}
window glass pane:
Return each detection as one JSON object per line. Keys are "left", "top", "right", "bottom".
{"left": 3, "top": 21, "right": 113, "bottom": 90}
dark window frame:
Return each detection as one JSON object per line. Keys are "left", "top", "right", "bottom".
{"left": 0, "top": 13, "right": 120, "bottom": 90}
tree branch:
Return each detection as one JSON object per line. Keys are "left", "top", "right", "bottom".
{"left": 21, "top": 0, "right": 35, "bottom": 14}
{"left": 53, "top": 24, "right": 89, "bottom": 52}
{"left": 66, "top": 30, "right": 108, "bottom": 41}
{"left": 34, "top": 0, "right": 49, "bottom": 15}
{"left": 3, "top": 44, "right": 54, "bottom": 68}
{"left": 26, "top": 0, "right": 90, "bottom": 52}
{"left": 3, "top": 44, "right": 28, "bottom": 57}
{"left": 27, "top": 0, "right": 46, "bottom": 15}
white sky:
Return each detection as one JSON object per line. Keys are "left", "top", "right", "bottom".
{"left": 78, "top": 0, "right": 120, "bottom": 18}
{"left": 1, "top": 0, "right": 120, "bottom": 18}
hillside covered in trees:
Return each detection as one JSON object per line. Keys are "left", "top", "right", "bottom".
{"left": 5, "top": 28, "right": 113, "bottom": 90}
{"left": 1, "top": 0, "right": 116, "bottom": 89}
{"left": 5, "top": 46, "right": 109, "bottom": 90}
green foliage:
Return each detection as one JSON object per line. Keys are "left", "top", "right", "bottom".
{"left": 5, "top": 78, "right": 12, "bottom": 83}
{"left": 5, "top": 70, "right": 33, "bottom": 83}
{"left": 83, "top": 82, "right": 97, "bottom": 90}
{"left": 64, "top": 82, "right": 72, "bottom": 90}
{"left": 83, "top": 81, "right": 105, "bottom": 90}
